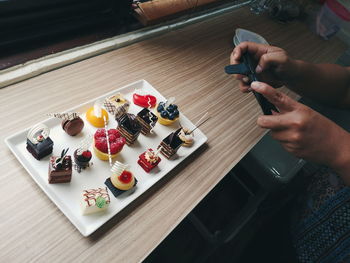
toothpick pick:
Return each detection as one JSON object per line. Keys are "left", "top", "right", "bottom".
{"left": 189, "top": 113, "right": 211, "bottom": 134}
{"left": 103, "top": 116, "right": 112, "bottom": 167}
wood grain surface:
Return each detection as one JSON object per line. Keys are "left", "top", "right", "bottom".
{"left": 0, "top": 7, "right": 346, "bottom": 263}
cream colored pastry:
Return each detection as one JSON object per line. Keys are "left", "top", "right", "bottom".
{"left": 104, "top": 93, "right": 130, "bottom": 115}
{"left": 110, "top": 161, "right": 135, "bottom": 190}
{"left": 179, "top": 128, "right": 194, "bottom": 147}
{"left": 81, "top": 187, "right": 110, "bottom": 215}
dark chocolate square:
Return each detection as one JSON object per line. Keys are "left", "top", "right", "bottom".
{"left": 26, "top": 137, "right": 54, "bottom": 160}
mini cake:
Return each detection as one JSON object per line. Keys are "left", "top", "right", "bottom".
{"left": 179, "top": 127, "right": 194, "bottom": 147}
{"left": 135, "top": 108, "right": 158, "bottom": 135}
{"left": 103, "top": 93, "right": 130, "bottom": 117}
{"left": 50, "top": 112, "right": 84, "bottom": 136}
{"left": 138, "top": 149, "right": 161, "bottom": 173}
{"left": 117, "top": 113, "right": 142, "bottom": 145}
{"left": 114, "top": 103, "right": 130, "bottom": 121}
{"left": 105, "top": 161, "right": 137, "bottom": 197}
{"left": 74, "top": 135, "right": 93, "bottom": 172}
{"left": 81, "top": 187, "right": 110, "bottom": 215}
{"left": 93, "top": 128, "right": 126, "bottom": 161}
{"left": 155, "top": 101, "right": 180, "bottom": 125}
{"left": 26, "top": 123, "right": 54, "bottom": 160}
{"left": 48, "top": 148, "right": 72, "bottom": 184}
{"left": 158, "top": 128, "right": 183, "bottom": 159}
{"left": 133, "top": 92, "right": 156, "bottom": 108}
{"left": 86, "top": 101, "right": 109, "bottom": 128}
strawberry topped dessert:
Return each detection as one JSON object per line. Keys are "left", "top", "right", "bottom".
{"left": 93, "top": 128, "right": 126, "bottom": 161}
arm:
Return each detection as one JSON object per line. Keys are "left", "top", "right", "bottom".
{"left": 231, "top": 42, "right": 350, "bottom": 108}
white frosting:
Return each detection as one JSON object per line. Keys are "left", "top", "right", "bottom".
{"left": 27, "top": 123, "right": 50, "bottom": 144}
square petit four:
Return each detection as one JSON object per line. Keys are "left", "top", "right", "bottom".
{"left": 138, "top": 149, "right": 161, "bottom": 173}
{"left": 117, "top": 113, "right": 142, "bottom": 145}
{"left": 158, "top": 128, "right": 183, "bottom": 159}
{"left": 136, "top": 108, "right": 158, "bottom": 135}
{"left": 104, "top": 93, "right": 130, "bottom": 118}
{"left": 26, "top": 124, "right": 53, "bottom": 160}
{"left": 81, "top": 187, "right": 110, "bottom": 215}
{"left": 48, "top": 149, "right": 72, "bottom": 184}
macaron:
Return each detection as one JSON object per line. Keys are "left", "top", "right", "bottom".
{"left": 61, "top": 117, "right": 84, "bottom": 136}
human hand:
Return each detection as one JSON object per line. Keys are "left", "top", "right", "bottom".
{"left": 230, "top": 42, "right": 296, "bottom": 93}
{"left": 251, "top": 81, "right": 350, "bottom": 182}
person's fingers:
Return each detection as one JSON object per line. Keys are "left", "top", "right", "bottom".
{"left": 234, "top": 42, "right": 271, "bottom": 61}
{"left": 256, "top": 52, "right": 287, "bottom": 73}
{"left": 251, "top": 81, "right": 297, "bottom": 112}
{"left": 239, "top": 81, "right": 251, "bottom": 93}
{"left": 257, "top": 114, "right": 291, "bottom": 130}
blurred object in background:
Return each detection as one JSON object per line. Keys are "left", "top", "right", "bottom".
{"left": 250, "top": 0, "right": 300, "bottom": 22}
{"left": 316, "top": 0, "right": 350, "bottom": 39}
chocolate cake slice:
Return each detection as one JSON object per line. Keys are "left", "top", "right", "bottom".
{"left": 158, "top": 128, "right": 183, "bottom": 159}
{"left": 117, "top": 113, "right": 142, "bottom": 145}
{"left": 48, "top": 155, "right": 72, "bottom": 184}
{"left": 136, "top": 108, "right": 158, "bottom": 135}
{"left": 26, "top": 137, "right": 54, "bottom": 160}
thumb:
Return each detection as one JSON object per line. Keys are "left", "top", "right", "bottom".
{"left": 251, "top": 81, "right": 297, "bottom": 112}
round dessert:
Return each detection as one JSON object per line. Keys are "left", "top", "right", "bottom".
{"left": 74, "top": 149, "right": 92, "bottom": 168}
{"left": 61, "top": 117, "right": 84, "bottom": 136}
{"left": 111, "top": 170, "right": 135, "bottom": 190}
{"left": 179, "top": 128, "right": 194, "bottom": 147}
{"left": 93, "top": 128, "right": 126, "bottom": 161}
{"left": 86, "top": 107, "right": 109, "bottom": 128}
{"left": 133, "top": 93, "right": 156, "bottom": 108}
{"left": 155, "top": 102, "right": 180, "bottom": 125}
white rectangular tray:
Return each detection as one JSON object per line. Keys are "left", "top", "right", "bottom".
{"left": 5, "top": 80, "right": 207, "bottom": 236}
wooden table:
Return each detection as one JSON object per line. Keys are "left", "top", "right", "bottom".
{"left": 0, "top": 7, "right": 345, "bottom": 263}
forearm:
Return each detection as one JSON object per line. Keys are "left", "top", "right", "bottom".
{"left": 286, "top": 60, "right": 350, "bottom": 108}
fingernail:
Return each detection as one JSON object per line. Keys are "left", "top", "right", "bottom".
{"left": 255, "top": 65, "right": 262, "bottom": 73}
{"left": 247, "top": 87, "right": 252, "bottom": 92}
{"left": 242, "top": 77, "right": 249, "bottom": 83}
{"left": 251, "top": 81, "right": 262, "bottom": 90}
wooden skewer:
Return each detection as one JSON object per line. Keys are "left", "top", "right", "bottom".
{"left": 189, "top": 116, "right": 210, "bottom": 134}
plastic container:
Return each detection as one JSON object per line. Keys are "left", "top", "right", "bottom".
{"left": 316, "top": 0, "right": 350, "bottom": 39}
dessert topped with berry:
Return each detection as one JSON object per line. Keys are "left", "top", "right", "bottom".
{"left": 26, "top": 123, "right": 54, "bottom": 160}
{"left": 48, "top": 148, "right": 72, "bottom": 184}
{"left": 105, "top": 161, "right": 137, "bottom": 197}
{"left": 86, "top": 101, "right": 109, "bottom": 128}
{"left": 138, "top": 148, "right": 161, "bottom": 173}
{"left": 155, "top": 100, "right": 180, "bottom": 126}
{"left": 93, "top": 128, "right": 126, "bottom": 161}
{"left": 133, "top": 91, "right": 157, "bottom": 108}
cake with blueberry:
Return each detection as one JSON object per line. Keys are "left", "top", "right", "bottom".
{"left": 138, "top": 149, "right": 161, "bottom": 173}
{"left": 158, "top": 128, "right": 183, "bottom": 159}
{"left": 26, "top": 123, "right": 54, "bottom": 160}
{"left": 93, "top": 128, "right": 126, "bottom": 161}
{"left": 135, "top": 108, "right": 158, "bottom": 135}
{"left": 117, "top": 113, "right": 142, "bottom": 145}
{"left": 81, "top": 187, "right": 110, "bottom": 215}
{"left": 105, "top": 161, "right": 137, "bottom": 197}
{"left": 48, "top": 148, "right": 72, "bottom": 184}
{"left": 155, "top": 101, "right": 179, "bottom": 125}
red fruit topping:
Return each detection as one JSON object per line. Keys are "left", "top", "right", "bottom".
{"left": 109, "top": 134, "right": 117, "bottom": 143}
{"left": 108, "top": 129, "right": 120, "bottom": 137}
{"left": 133, "top": 93, "right": 156, "bottom": 108}
{"left": 118, "top": 171, "right": 132, "bottom": 184}
{"left": 94, "top": 129, "right": 106, "bottom": 139}
{"left": 82, "top": 151, "right": 92, "bottom": 158}
{"left": 95, "top": 137, "right": 108, "bottom": 153}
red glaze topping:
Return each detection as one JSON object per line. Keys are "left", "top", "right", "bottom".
{"left": 133, "top": 93, "right": 156, "bottom": 108}
{"left": 82, "top": 151, "right": 92, "bottom": 159}
{"left": 118, "top": 170, "right": 133, "bottom": 184}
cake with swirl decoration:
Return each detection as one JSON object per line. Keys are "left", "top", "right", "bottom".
{"left": 135, "top": 108, "right": 158, "bottom": 135}
{"left": 158, "top": 128, "right": 183, "bottom": 159}
{"left": 26, "top": 123, "right": 54, "bottom": 160}
{"left": 48, "top": 112, "right": 84, "bottom": 136}
{"left": 81, "top": 187, "right": 110, "bottom": 215}
{"left": 104, "top": 161, "right": 137, "bottom": 197}
{"left": 138, "top": 148, "right": 161, "bottom": 173}
{"left": 48, "top": 148, "right": 72, "bottom": 184}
